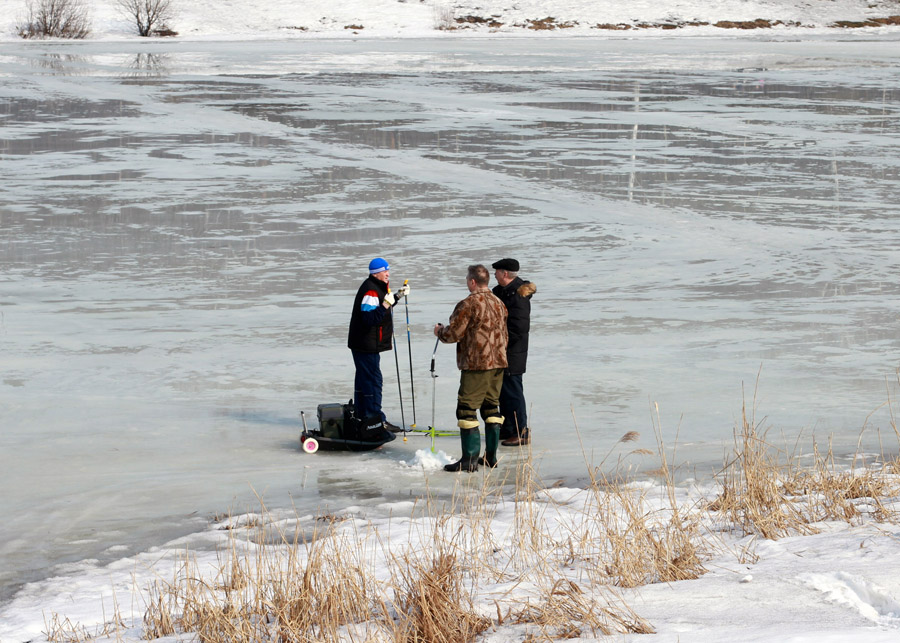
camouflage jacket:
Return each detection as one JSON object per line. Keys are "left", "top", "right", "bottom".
{"left": 438, "top": 288, "right": 508, "bottom": 371}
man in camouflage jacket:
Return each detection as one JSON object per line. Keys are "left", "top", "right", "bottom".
{"left": 434, "top": 264, "right": 508, "bottom": 472}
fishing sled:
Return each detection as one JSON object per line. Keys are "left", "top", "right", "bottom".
{"left": 299, "top": 401, "right": 396, "bottom": 454}
{"left": 298, "top": 323, "right": 460, "bottom": 455}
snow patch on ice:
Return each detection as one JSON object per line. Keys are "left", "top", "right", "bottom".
{"left": 104, "top": 545, "right": 130, "bottom": 553}
{"left": 399, "top": 448, "right": 454, "bottom": 471}
{"left": 213, "top": 513, "right": 264, "bottom": 531}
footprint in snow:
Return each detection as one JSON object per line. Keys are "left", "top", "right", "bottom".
{"left": 801, "top": 571, "right": 900, "bottom": 627}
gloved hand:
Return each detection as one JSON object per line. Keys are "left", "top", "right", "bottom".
{"left": 395, "top": 284, "right": 410, "bottom": 299}
{"left": 384, "top": 292, "right": 397, "bottom": 307}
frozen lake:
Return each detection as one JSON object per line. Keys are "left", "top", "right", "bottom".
{"left": 2, "top": 35, "right": 900, "bottom": 608}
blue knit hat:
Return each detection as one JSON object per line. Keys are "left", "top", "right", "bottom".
{"left": 368, "top": 257, "right": 389, "bottom": 274}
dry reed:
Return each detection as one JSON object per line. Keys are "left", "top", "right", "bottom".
{"left": 784, "top": 443, "right": 899, "bottom": 524}
{"left": 513, "top": 578, "right": 654, "bottom": 637}
{"left": 141, "top": 581, "right": 175, "bottom": 640}
{"left": 41, "top": 388, "right": 900, "bottom": 642}
{"left": 710, "top": 382, "right": 900, "bottom": 538}
{"left": 392, "top": 551, "right": 491, "bottom": 642}
{"left": 44, "top": 607, "right": 125, "bottom": 643}
{"left": 569, "top": 408, "right": 708, "bottom": 588}
{"left": 710, "top": 393, "right": 812, "bottom": 539}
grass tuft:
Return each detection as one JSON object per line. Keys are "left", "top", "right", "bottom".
{"left": 710, "top": 392, "right": 811, "bottom": 539}
{"left": 514, "top": 578, "right": 654, "bottom": 636}
{"left": 393, "top": 552, "right": 491, "bottom": 642}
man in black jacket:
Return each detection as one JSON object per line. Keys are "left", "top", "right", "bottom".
{"left": 348, "top": 257, "right": 408, "bottom": 429}
{"left": 492, "top": 258, "right": 536, "bottom": 446}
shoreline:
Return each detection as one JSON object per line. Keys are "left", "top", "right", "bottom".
{"left": 3, "top": 440, "right": 899, "bottom": 642}
{"left": 3, "top": 9, "right": 900, "bottom": 43}
{"left": 3, "top": 21, "right": 900, "bottom": 42}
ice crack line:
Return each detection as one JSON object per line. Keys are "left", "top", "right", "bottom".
{"left": 801, "top": 571, "right": 900, "bottom": 627}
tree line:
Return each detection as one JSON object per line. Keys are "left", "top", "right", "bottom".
{"left": 17, "top": 0, "right": 176, "bottom": 39}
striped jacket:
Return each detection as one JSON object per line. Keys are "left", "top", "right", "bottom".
{"left": 438, "top": 288, "right": 508, "bottom": 371}
{"left": 348, "top": 276, "right": 392, "bottom": 353}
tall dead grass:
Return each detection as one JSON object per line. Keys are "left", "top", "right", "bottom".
{"left": 710, "top": 395, "right": 812, "bottom": 539}
{"left": 513, "top": 578, "right": 654, "bottom": 637}
{"left": 43, "top": 387, "right": 900, "bottom": 642}
{"left": 44, "top": 604, "right": 124, "bottom": 643}
{"left": 710, "top": 383, "right": 900, "bottom": 538}
{"left": 128, "top": 456, "right": 666, "bottom": 642}
{"left": 391, "top": 551, "right": 491, "bottom": 642}
{"left": 566, "top": 408, "right": 707, "bottom": 589}
{"left": 785, "top": 442, "right": 899, "bottom": 524}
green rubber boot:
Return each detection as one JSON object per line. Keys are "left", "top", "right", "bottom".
{"left": 479, "top": 423, "right": 500, "bottom": 468}
{"left": 445, "top": 428, "right": 481, "bottom": 472}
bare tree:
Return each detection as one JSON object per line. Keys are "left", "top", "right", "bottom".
{"left": 17, "top": 0, "right": 91, "bottom": 39}
{"left": 117, "top": 0, "right": 175, "bottom": 37}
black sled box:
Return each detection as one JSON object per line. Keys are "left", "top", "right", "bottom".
{"left": 317, "top": 403, "right": 345, "bottom": 439}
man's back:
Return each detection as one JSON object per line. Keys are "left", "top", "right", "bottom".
{"left": 442, "top": 288, "right": 508, "bottom": 371}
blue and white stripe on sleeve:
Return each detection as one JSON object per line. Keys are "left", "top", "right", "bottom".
{"left": 361, "top": 290, "right": 380, "bottom": 312}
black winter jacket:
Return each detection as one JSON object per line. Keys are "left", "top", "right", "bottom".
{"left": 348, "top": 276, "right": 393, "bottom": 353}
{"left": 492, "top": 277, "right": 536, "bottom": 375}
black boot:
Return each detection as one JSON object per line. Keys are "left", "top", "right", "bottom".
{"left": 477, "top": 455, "right": 496, "bottom": 468}
{"left": 444, "top": 456, "right": 479, "bottom": 472}
{"left": 479, "top": 423, "right": 500, "bottom": 468}
{"left": 445, "top": 428, "right": 481, "bottom": 472}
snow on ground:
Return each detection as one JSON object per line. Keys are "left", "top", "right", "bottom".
{"left": 2, "top": 457, "right": 900, "bottom": 642}
{"left": 1, "top": 0, "right": 900, "bottom": 41}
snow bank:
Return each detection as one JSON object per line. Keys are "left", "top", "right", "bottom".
{"left": 1, "top": 0, "right": 899, "bottom": 41}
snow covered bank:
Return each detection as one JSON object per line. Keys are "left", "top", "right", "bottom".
{"left": 2, "top": 0, "right": 900, "bottom": 41}
{"left": 3, "top": 434, "right": 900, "bottom": 642}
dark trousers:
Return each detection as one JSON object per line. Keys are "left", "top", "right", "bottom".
{"left": 499, "top": 373, "right": 527, "bottom": 438}
{"left": 352, "top": 350, "right": 385, "bottom": 422}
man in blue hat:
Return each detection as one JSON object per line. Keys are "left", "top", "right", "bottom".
{"left": 348, "top": 258, "right": 409, "bottom": 430}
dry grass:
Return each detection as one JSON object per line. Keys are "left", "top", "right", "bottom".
{"left": 590, "top": 484, "right": 706, "bottom": 589}
{"left": 709, "top": 379, "right": 900, "bottom": 538}
{"left": 44, "top": 614, "right": 97, "bottom": 643}
{"left": 134, "top": 509, "right": 384, "bottom": 642}
{"left": 710, "top": 392, "right": 812, "bottom": 539}
{"left": 141, "top": 581, "right": 175, "bottom": 640}
{"left": 129, "top": 454, "right": 672, "bottom": 642}
{"left": 44, "top": 605, "right": 124, "bottom": 643}
{"left": 887, "top": 457, "right": 900, "bottom": 476}
{"left": 513, "top": 579, "right": 654, "bottom": 637}
{"left": 392, "top": 552, "right": 491, "bottom": 642}
{"left": 42, "top": 387, "right": 900, "bottom": 642}
{"left": 563, "top": 408, "right": 708, "bottom": 589}
{"left": 784, "top": 443, "right": 900, "bottom": 524}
